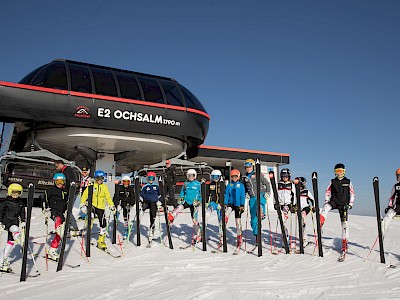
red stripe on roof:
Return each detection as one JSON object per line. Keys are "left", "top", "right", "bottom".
{"left": 199, "top": 145, "right": 290, "bottom": 157}
{"left": 0, "top": 81, "right": 210, "bottom": 120}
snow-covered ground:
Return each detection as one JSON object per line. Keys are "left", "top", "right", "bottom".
{"left": 1, "top": 205, "right": 400, "bottom": 300}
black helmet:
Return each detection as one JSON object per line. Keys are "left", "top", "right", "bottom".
{"left": 334, "top": 163, "right": 345, "bottom": 170}
{"left": 280, "top": 168, "right": 291, "bottom": 179}
{"left": 298, "top": 177, "right": 307, "bottom": 187}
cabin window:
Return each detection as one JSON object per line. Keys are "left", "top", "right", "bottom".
{"left": 91, "top": 68, "right": 117, "bottom": 97}
{"left": 138, "top": 76, "right": 164, "bottom": 104}
{"left": 116, "top": 73, "right": 142, "bottom": 100}
{"left": 159, "top": 80, "right": 184, "bottom": 107}
{"left": 68, "top": 64, "right": 92, "bottom": 93}
{"left": 179, "top": 84, "right": 207, "bottom": 113}
{"left": 29, "top": 62, "right": 68, "bottom": 90}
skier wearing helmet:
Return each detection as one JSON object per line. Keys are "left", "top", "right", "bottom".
{"left": 43, "top": 173, "right": 69, "bottom": 260}
{"left": 206, "top": 169, "right": 224, "bottom": 245}
{"left": 140, "top": 172, "right": 161, "bottom": 246}
{"left": 114, "top": 175, "right": 135, "bottom": 239}
{"left": 242, "top": 159, "right": 271, "bottom": 245}
{"left": 296, "top": 177, "right": 315, "bottom": 246}
{"left": 80, "top": 170, "right": 116, "bottom": 250}
{"left": 320, "top": 163, "right": 355, "bottom": 261}
{"left": 381, "top": 168, "right": 400, "bottom": 234}
{"left": 225, "top": 169, "right": 246, "bottom": 253}
{"left": 0, "top": 183, "right": 25, "bottom": 272}
{"left": 168, "top": 169, "right": 202, "bottom": 243}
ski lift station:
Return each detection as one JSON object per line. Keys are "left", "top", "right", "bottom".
{"left": 0, "top": 59, "right": 289, "bottom": 197}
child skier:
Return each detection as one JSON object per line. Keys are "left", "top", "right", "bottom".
{"left": 114, "top": 175, "right": 135, "bottom": 239}
{"left": 168, "top": 169, "right": 202, "bottom": 243}
{"left": 80, "top": 170, "right": 116, "bottom": 250}
{"left": 276, "top": 168, "right": 296, "bottom": 244}
{"left": 206, "top": 170, "right": 224, "bottom": 239}
{"left": 43, "top": 173, "right": 69, "bottom": 260}
{"left": 320, "top": 163, "right": 355, "bottom": 260}
{"left": 0, "top": 183, "right": 25, "bottom": 272}
{"left": 297, "top": 177, "right": 315, "bottom": 246}
{"left": 381, "top": 168, "right": 400, "bottom": 234}
{"left": 140, "top": 172, "right": 161, "bottom": 245}
{"left": 242, "top": 159, "right": 271, "bottom": 245}
{"left": 225, "top": 169, "right": 246, "bottom": 252}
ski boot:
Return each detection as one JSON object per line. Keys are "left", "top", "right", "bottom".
{"left": 97, "top": 234, "right": 107, "bottom": 250}
{"left": 48, "top": 247, "right": 59, "bottom": 261}
{"left": 168, "top": 211, "right": 175, "bottom": 224}
{"left": 0, "top": 260, "right": 12, "bottom": 273}
{"left": 338, "top": 239, "right": 347, "bottom": 262}
{"left": 123, "top": 223, "right": 129, "bottom": 240}
{"left": 147, "top": 228, "right": 155, "bottom": 247}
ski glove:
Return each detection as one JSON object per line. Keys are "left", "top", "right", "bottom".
{"left": 20, "top": 222, "right": 26, "bottom": 231}
{"left": 193, "top": 199, "right": 201, "bottom": 207}
{"left": 178, "top": 198, "right": 185, "bottom": 205}
{"left": 156, "top": 201, "right": 162, "bottom": 208}
{"left": 344, "top": 204, "right": 352, "bottom": 211}
{"left": 109, "top": 205, "right": 116, "bottom": 213}
{"left": 80, "top": 204, "right": 88, "bottom": 214}
{"left": 385, "top": 206, "right": 394, "bottom": 214}
{"left": 0, "top": 222, "right": 4, "bottom": 230}
{"left": 274, "top": 202, "right": 280, "bottom": 210}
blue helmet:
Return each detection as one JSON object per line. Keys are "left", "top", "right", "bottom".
{"left": 53, "top": 173, "right": 66, "bottom": 181}
{"left": 94, "top": 170, "right": 106, "bottom": 179}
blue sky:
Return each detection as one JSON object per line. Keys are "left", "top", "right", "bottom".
{"left": 0, "top": 1, "right": 399, "bottom": 216}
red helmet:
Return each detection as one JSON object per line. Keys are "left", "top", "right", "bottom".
{"left": 147, "top": 171, "right": 156, "bottom": 178}
{"left": 230, "top": 169, "right": 240, "bottom": 178}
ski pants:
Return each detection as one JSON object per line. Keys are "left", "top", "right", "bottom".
{"left": 142, "top": 201, "right": 158, "bottom": 230}
{"left": 51, "top": 216, "right": 63, "bottom": 249}
{"left": 320, "top": 202, "right": 349, "bottom": 240}
{"left": 165, "top": 183, "right": 177, "bottom": 208}
{"left": 206, "top": 201, "right": 222, "bottom": 221}
{"left": 382, "top": 208, "right": 397, "bottom": 234}
{"left": 249, "top": 194, "right": 266, "bottom": 236}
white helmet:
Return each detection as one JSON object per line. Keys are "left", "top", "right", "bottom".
{"left": 210, "top": 169, "right": 222, "bottom": 181}
{"left": 121, "top": 175, "right": 131, "bottom": 183}
{"left": 187, "top": 169, "right": 197, "bottom": 179}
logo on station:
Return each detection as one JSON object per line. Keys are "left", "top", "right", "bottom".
{"left": 74, "top": 106, "right": 91, "bottom": 119}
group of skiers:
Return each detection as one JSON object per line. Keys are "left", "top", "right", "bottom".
{"left": 1, "top": 158, "right": 400, "bottom": 272}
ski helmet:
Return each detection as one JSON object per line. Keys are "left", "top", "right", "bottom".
{"left": 396, "top": 168, "right": 400, "bottom": 181}
{"left": 298, "top": 177, "right": 307, "bottom": 188}
{"left": 121, "top": 175, "right": 131, "bottom": 184}
{"left": 94, "top": 170, "right": 106, "bottom": 179}
{"left": 7, "top": 183, "right": 23, "bottom": 196}
{"left": 210, "top": 169, "right": 222, "bottom": 181}
{"left": 280, "top": 168, "right": 291, "bottom": 179}
{"left": 230, "top": 169, "right": 241, "bottom": 178}
{"left": 147, "top": 171, "right": 156, "bottom": 181}
{"left": 187, "top": 169, "right": 197, "bottom": 179}
{"left": 244, "top": 159, "right": 255, "bottom": 168}
{"left": 53, "top": 173, "right": 66, "bottom": 185}
{"left": 334, "top": 163, "right": 345, "bottom": 179}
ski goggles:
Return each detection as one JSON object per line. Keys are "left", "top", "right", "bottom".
{"left": 147, "top": 176, "right": 155, "bottom": 181}
{"left": 334, "top": 168, "right": 345, "bottom": 176}
{"left": 230, "top": 174, "right": 239, "bottom": 179}
{"left": 187, "top": 174, "right": 196, "bottom": 178}
{"left": 211, "top": 175, "right": 220, "bottom": 181}
{"left": 244, "top": 162, "right": 253, "bottom": 168}
{"left": 122, "top": 180, "right": 130, "bottom": 183}
{"left": 54, "top": 179, "right": 65, "bottom": 185}
{"left": 11, "top": 190, "right": 22, "bottom": 195}
{"left": 95, "top": 176, "right": 105, "bottom": 181}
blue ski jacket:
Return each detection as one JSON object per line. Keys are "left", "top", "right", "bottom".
{"left": 180, "top": 180, "right": 202, "bottom": 205}
{"left": 140, "top": 183, "right": 161, "bottom": 203}
{"left": 225, "top": 181, "right": 246, "bottom": 207}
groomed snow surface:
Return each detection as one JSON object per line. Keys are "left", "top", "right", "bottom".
{"left": 1, "top": 205, "right": 399, "bottom": 300}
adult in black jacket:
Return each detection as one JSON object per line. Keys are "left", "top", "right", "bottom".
{"left": 163, "top": 160, "right": 177, "bottom": 208}
{"left": 113, "top": 175, "right": 135, "bottom": 239}
{"left": 0, "top": 183, "right": 25, "bottom": 272}
{"left": 43, "top": 173, "right": 69, "bottom": 260}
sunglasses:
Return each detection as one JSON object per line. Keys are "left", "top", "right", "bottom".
{"left": 96, "top": 177, "right": 105, "bottom": 181}
{"left": 11, "top": 191, "right": 22, "bottom": 195}
{"left": 54, "top": 179, "right": 65, "bottom": 185}
{"left": 231, "top": 175, "right": 239, "bottom": 178}
{"left": 147, "top": 176, "right": 155, "bottom": 181}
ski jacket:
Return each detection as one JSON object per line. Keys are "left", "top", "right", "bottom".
{"left": 207, "top": 181, "right": 221, "bottom": 203}
{"left": 180, "top": 180, "right": 202, "bottom": 205}
{"left": 140, "top": 183, "right": 161, "bottom": 203}
{"left": 325, "top": 177, "right": 355, "bottom": 206}
{"left": 277, "top": 180, "right": 296, "bottom": 206}
{"left": 388, "top": 182, "right": 400, "bottom": 208}
{"left": 79, "top": 176, "right": 91, "bottom": 196}
{"left": 299, "top": 188, "right": 315, "bottom": 210}
{"left": 80, "top": 182, "right": 114, "bottom": 210}
{"left": 45, "top": 185, "right": 69, "bottom": 214}
{"left": 114, "top": 185, "right": 135, "bottom": 206}
{"left": 163, "top": 166, "right": 176, "bottom": 186}
{"left": 225, "top": 181, "right": 246, "bottom": 207}
{"left": 242, "top": 172, "right": 271, "bottom": 198}
{"left": 0, "top": 196, "right": 26, "bottom": 226}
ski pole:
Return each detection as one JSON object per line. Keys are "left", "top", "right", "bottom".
{"left": 310, "top": 210, "right": 318, "bottom": 256}
{"left": 365, "top": 235, "right": 379, "bottom": 261}
{"left": 265, "top": 200, "right": 273, "bottom": 254}
{"left": 28, "top": 244, "right": 40, "bottom": 276}
{"left": 244, "top": 200, "right": 249, "bottom": 252}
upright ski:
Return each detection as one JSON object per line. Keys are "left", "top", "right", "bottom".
{"left": 134, "top": 177, "right": 141, "bottom": 247}
{"left": 20, "top": 183, "right": 35, "bottom": 282}
{"left": 294, "top": 179, "right": 304, "bottom": 254}
{"left": 57, "top": 182, "right": 77, "bottom": 271}
{"left": 311, "top": 172, "right": 323, "bottom": 257}
{"left": 269, "top": 171, "right": 290, "bottom": 254}
{"left": 159, "top": 179, "right": 173, "bottom": 249}
{"left": 255, "top": 159, "right": 262, "bottom": 257}
{"left": 373, "top": 177, "right": 385, "bottom": 264}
